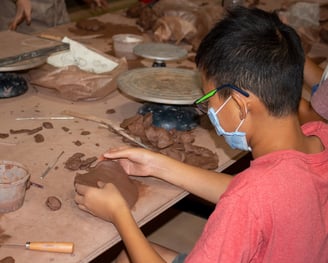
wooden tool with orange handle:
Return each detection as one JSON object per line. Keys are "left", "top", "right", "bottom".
{"left": 1, "top": 242, "right": 74, "bottom": 254}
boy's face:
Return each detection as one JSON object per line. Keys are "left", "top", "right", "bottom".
{"left": 202, "top": 77, "right": 242, "bottom": 134}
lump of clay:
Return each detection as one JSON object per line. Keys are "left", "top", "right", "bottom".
{"left": 120, "top": 113, "right": 219, "bottom": 170}
{"left": 34, "top": 133, "right": 44, "bottom": 143}
{"left": 74, "top": 160, "right": 138, "bottom": 208}
{"left": 76, "top": 18, "right": 105, "bottom": 32}
{"left": 46, "top": 196, "right": 62, "bottom": 211}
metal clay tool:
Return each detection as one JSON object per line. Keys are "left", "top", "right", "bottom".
{"left": 16, "top": 116, "right": 74, "bottom": 120}
{"left": 61, "top": 110, "right": 150, "bottom": 149}
{"left": 40, "top": 151, "right": 64, "bottom": 179}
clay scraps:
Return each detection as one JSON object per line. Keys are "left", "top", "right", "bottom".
{"left": 64, "top": 153, "right": 98, "bottom": 171}
{"left": 120, "top": 112, "right": 219, "bottom": 170}
{"left": 45, "top": 196, "right": 62, "bottom": 211}
{"left": 0, "top": 122, "right": 54, "bottom": 144}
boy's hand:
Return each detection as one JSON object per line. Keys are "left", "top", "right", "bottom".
{"left": 103, "top": 147, "right": 158, "bottom": 177}
{"left": 9, "top": 0, "right": 32, "bottom": 30}
{"left": 75, "top": 182, "right": 128, "bottom": 223}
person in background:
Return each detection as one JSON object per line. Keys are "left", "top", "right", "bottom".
{"left": 298, "top": 56, "right": 328, "bottom": 124}
{"left": 0, "top": 0, "right": 108, "bottom": 34}
{"left": 75, "top": 7, "right": 328, "bottom": 263}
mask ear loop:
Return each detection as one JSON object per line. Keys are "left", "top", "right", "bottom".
{"left": 215, "top": 96, "right": 232, "bottom": 114}
{"left": 235, "top": 105, "right": 248, "bottom": 132}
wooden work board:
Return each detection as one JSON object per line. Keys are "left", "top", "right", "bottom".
{"left": 0, "top": 31, "right": 68, "bottom": 67}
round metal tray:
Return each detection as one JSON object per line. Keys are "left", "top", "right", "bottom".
{"left": 0, "top": 56, "right": 47, "bottom": 72}
{"left": 117, "top": 67, "right": 203, "bottom": 105}
{"left": 133, "top": 43, "right": 188, "bottom": 62}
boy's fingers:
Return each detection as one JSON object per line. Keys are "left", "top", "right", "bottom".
{"left": 75, "top": 183, "right": 88, "bottom": 195}
{"left": 97, "top": 181, "right": 105, "bottom": 188}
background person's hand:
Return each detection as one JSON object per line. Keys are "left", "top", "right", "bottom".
{"left": 84, "top": 0, "right": 109, "bottom": 9}
{"left": 9, "top": 0, "right": 32, "bottom": 30}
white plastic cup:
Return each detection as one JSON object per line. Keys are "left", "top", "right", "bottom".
{"left": 0, "top": 161, "right": 30, "bottom": 213}
{"left": 112, "top": 34, "right": 144, "bottom": 60}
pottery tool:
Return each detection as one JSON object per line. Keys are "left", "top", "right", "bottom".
{"left": 133, "top": 43, "right": 188, "bottom": 67}
{"left": 16, "top": 116, "right": 74, "bottom": 120}
{"left": 39, "top": 33, "right": 104, "bottom": 42}
{"left": 117, "top": 67, "right": 203, "bottom": 131}
{"left": 61, "top": 110, "right": 150, "bottom": 149}
{"left": 40, "top": 151, "right": 64, "bottom": 179}
{"left": 1, "top": 241, "right": 74, "bottom": 254}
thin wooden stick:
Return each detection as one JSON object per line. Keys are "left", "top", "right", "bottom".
{"left": 61, "top": 110, "right": 150, "bottom": 149}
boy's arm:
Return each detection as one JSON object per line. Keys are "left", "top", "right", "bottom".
{"left": 75, "top": 183, "right": 167, "bottom": 263}
{"left": 105, "top": 148, "right": 233, "bottom": 204}
{"left": 113, "top": 206, "right": 166, "bottom": 263}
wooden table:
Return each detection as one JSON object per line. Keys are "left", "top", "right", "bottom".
{"left": 0, "top": 12, "right": 244, "bottom": 263}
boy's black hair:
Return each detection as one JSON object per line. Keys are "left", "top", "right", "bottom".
{"left": 195, "top": 7, "right": 305, "bottom": 117}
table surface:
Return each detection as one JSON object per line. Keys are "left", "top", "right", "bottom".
{"left": 0, "top": 12, "right": 244, "bottom": 263}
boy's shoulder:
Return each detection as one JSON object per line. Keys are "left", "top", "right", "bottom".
{"left": 302, "top": 121, "right": 328, "bottom": 142}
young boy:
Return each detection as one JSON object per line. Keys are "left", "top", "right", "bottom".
{"left": 75, "top": 7, "right": 328, "bottom": 263}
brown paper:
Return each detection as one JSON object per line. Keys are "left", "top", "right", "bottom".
{"left": 29, "top": 47, "right": 128, "bottom": 101}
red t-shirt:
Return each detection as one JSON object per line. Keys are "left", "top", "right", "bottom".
{"left": 186, "top": 121, "right": 328, "bottom": 263}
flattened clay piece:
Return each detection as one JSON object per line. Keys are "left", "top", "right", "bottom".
{"left": 43, "top": 122, "right": 54, "bottom": 129}
{"left": 10, "top": 127, "right": 42, "bottom": 135}
{"left": 0, "top": 257, "right": 15, "bottom": 263}
{"left": 65, "top": 153, "right": 85, "bottom": 170}
{"left": 79, "top": 156, "right": 98, "bottom": 170}
{"left": 46, "top": 196, "right": 62, "bottom": 211}
{"left": 80, "top": 131, "right": 90, "bottom": 135}
{"left": 106, "top": 109, "right": 116, "bottom": 114}
{"left": 34, "top": 133, "right": 44, "bottom": 143}
{"left": 74, "top": 140, "right": 82, "bottom": 146}
{"left": 74, "top": 160, "right": 138, "bottom": 208}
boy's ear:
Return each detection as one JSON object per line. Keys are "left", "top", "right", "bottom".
{"left": 232, "top": 92, "right": 248, "bottom": 120}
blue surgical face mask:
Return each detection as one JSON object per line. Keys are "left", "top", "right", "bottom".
{"left": 208, "top": 96, "right": 251, "bottom": 151}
